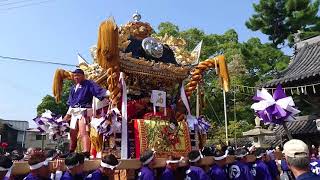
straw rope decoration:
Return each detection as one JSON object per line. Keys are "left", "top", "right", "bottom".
{"left": 96, "top": 18, "right": 121, "bottom": 107}
{"left": 52, "top": 69, "right": 73, "bottom": 103}
{"left": 185, "top": 55, "right": 230, "bottom": 97}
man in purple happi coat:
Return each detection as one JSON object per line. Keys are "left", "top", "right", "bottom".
{"left": 60, "top": 152, "right": 83, "bottom": 180}
{"left": 138, "top": 149, "right": 156, "bottom": 180}
{"left": 185, "top": 150, "right": 209, "bottom": 180}
{"left": 254, "top": 148, "right": 272, "bottom": 180}
{"left": 161, "top": 155, "right": 181, "bottom": 180}
{"left": 208, "top": 149, "right": 228, "bottom": 180}
{"left": 266, "top": 150, "right": 280, "bottom": 180}
{"left": 24, "top": 152, "right": 51, "bottom": 180}
{"left": 86, "top": 154, "right": 119, "bottom": 180}
{"left": 228, "top": 148, "right": 254, "bottom": 180}
{"left": 63, "top": 68, "right": 107, "bottom": 159}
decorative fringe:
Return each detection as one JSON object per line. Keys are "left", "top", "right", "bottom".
{"left": 96, "top": 18, "right": 121, "bottom": 108}
{"left": 52, "top": 69, "right": 73, "bottom": 103}
{"left": 96, "top": 18, "right": 120, "bottom": 69}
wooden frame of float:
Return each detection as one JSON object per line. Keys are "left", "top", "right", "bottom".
{"left": 11, "top": 152, "right": 283, "bottom": 175}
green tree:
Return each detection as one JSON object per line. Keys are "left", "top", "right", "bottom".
{"left": 37, "top": 80, "right": 72, "bottom": 116}
{"left": 246, "top": 0, "right": 320, "bottom": 47}
{"left": 156, "top": 22, "right": 290, "bottom": 141}
{"left": 241, "top": 38, "right": 290, "bottom": 83}
{"left": 157, "top": 22, "right": 180, "bottom": 37}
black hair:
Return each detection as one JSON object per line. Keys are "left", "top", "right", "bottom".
{"left": 213, "top": 149, "right": 225, "bottom": 158}
{"left": 188, "top": 150, "right": 201, "bottom": 161}
{"left": 65, "top": 152, "right": 79, "bottom": 166}
{"left": 0, "top": 155, "right": 13, "bottom": 168}
{"left": 140, "top": 150, "right": 154, "bottom": 163}
{"left": 235, "top": 148, "right": 248, "bottom": 159}
{"left": 255, "top": 148, "right": 266, "bottom": 158}
{"left": 102, "top": 154, "right": 119, "bottom": 166}
{"left": 77, "top": 153, "right": 85, "bottom": 164}
{"left": 46, "top": 149, "right": 57, "bottom": 159}
{"left": 201, "top": 146, "right": 215, "bottom": 156}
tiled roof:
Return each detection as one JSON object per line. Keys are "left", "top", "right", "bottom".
{"left": 273, "top": 115, "right": 319, "bottom": 135}
{"left": 265, "top": 36, "right": 320, "bottom": 87}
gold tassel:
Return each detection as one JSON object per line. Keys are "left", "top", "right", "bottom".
{"left": 96, "top": 18, "right": 121, "bottom": 108}
{"left": 217, "top": 55, "right": 230, "bottom": 92}
{"left": 96, "top": 18, "right": 120, "bottom": 69}
{"left": 52, "top": 69, "right": 73, "bottom": 103}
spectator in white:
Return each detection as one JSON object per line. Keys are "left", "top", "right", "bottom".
{"left": 283, "top": 139, "right": 320, "bottom": 180}
{"left": 0, "top": 155, "right": 14, "bottom": 180}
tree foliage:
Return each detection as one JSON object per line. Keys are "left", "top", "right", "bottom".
{"left": 155, "top": 22, "right": 289, "bottom": 142}
{"left": 246, "top": 0, "right": 320, "bottom": 47}
{"left": 37, "top": 80, "right": 72, "bottom": 116}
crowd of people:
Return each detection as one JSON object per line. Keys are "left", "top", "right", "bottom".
{"left": 0, "top": 139, "right": 319, "bottom": 180}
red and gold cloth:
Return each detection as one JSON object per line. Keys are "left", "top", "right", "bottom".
{"left": 134, "top": 119, "right": 191, "bottom": 158}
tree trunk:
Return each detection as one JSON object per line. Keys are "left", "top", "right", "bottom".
{"left": 283, "top": 122, "right": 293, "bottom": 140}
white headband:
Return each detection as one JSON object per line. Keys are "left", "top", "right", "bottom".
{"left": 30, "top": 160, "right": 49, "bottom": 170}
{"left": 0, "top": 165, "right": 12, "bottom": 171}
{"left": 101, "top": 161, "right": 120, "bottom": 170}
{"left": 66, "top": 162, "right": 79, "bottom": 169}
{"left": 266, "top": 150, "right": 274, "bottom": 155}
{"left": 256, "top": 153, "right": 266, "bottom": 159}
{"left": 235, "top": 152, "right": 249, "bottom": 158}
{"left": 166, "top": 157, "right": 184, "bottom": 164}
{"left": 189, "top": 151, "right": 203, "bottom": 163}
{"left": 142, "top": 153, "right": 155, "bottom": 165}
{"left": 214, "top": 150, "right": 229, "bottom": 161}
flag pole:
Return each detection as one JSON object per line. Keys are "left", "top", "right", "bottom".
{"left": 223, "top": 90, "right": 228, "bottom": 145}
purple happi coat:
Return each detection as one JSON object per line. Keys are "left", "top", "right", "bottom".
{"left": 138, "top": 166, "right": 155, "bottom": 180}
{"left": 228, "top": 161, "right": 254, "bottom": 180}
{"left": 85, "top": 169, "right": 109, "bottom": 180}
{"left": 255, "top": 160, "right": 272, "bottom": 180}
{"left": 23, "top": 173, "right": 51, "bottom": 180}
{"left": 67, "top": 80, "right": 106, "bottom": 108}
{"left": 60, "top": 171, "right": 76, "bottom": 180}
{"left": 208, "top": 164, "right": 228, "bottom": 180}
{"left": 266, "top": 160, "right": 280, "bottom": 179}
{"left": 186, "top": 166, "right": 209, "bottom": 180}
{"left": 161, "top": 168, "right": 175, "bottom": 180}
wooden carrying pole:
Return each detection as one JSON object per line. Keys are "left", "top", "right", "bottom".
{"left": 11, "top": 153, "right": 284, "bottom": 175}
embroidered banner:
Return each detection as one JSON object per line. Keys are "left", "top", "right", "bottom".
{"left": 134, "top": 119, "right": 191, "bottom": 158}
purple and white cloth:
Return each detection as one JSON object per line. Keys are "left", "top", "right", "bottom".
{"left": 33, "top": 110, "right": 69, "bottom": 141}
{"left": 251, "top": 84, "right": 300, "bottom": 124}
{"left": 95, "top": 108, "right": 121, "bottom": 137}
{"left": 187, "top": 115, "right": 212, "bottom": 134}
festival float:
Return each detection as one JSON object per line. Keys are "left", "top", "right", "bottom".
{"left": 51, "top": 12, "right": 230, "bottom": 161}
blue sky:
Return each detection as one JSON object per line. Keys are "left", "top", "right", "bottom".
{"left": 0, "top": 0, "right": 292, "bottom": 127}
